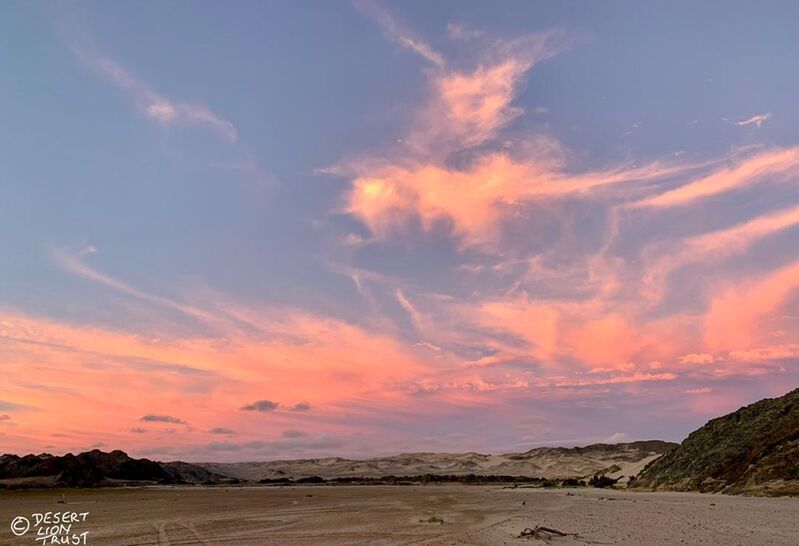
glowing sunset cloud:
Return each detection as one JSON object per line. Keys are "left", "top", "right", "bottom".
{"left": 3, "top": 2, "right": 799, "bottom": 459}
{"left": 633, "top": 148, "right": 799, "bottom": 209}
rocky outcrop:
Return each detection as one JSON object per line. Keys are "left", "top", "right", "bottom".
{"left": 0, "top": 449, "right": 227, "bottom": 488}
{"left": 634, "top": 388, "right": 799, "bottom": 496}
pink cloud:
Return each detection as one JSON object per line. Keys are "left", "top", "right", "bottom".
{"left": 727, "top": 344, "right": 799, "bottom": 362}
{"left": 0, "top": 303, "right": 435, "bottom": 455}
{"left": 642, "top": 201, "right": 799, "bottom": 304}
{"left": 704, "top": 259, "right": 799, "bottom": 351}
{"left": 633, "top": 147, "right": 799, "bottom": 209}
{"left": 346, "top": 150, "right": 690, "bottom": 248}
{"left": 679, "top": 353, "right": 715, "bottom": 365}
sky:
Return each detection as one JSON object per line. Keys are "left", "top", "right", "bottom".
{"left": 2, "top": 1, "right": 799, "bottom": 462}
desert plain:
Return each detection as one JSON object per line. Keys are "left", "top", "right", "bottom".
{"left": 2, "top": 485, "right": 799, "bottom": 546}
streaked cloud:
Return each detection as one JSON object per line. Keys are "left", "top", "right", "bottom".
{"left": 735, "top": 112, "right": 772, "bottom": 128}
{"left": 446, "top": 22, "right": 484, "bottom": 41}
{"left": 74, "top": 48, "right": 237, "bottom": 141}
{"left": 632, "top": 148, "right": 799, "bottom": 209}
{"left": 641, "top": 201, "right": 799, "bottom": 304}
{"left": 51, "top": 245, "right": 214, "bottom": 323}
{"left": 354, "top": 0, "right": 445, "bottom": 68}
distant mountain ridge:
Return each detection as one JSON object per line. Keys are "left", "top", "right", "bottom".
{"left": 634, "top": 388, "right": 799, "bottom": 496}
{"left": 0, "top": 449, "right": 226, "bottom": 488}
{"left": 200, "top": 440, "right": 677, "bottom": 482}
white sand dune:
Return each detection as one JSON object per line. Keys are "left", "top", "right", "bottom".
{"left": 200, "top": 441, "right": 675, "bottom": 481}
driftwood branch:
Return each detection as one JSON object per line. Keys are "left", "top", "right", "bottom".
{"left": 519, "top": 525, "right": 571, "bottom": 540}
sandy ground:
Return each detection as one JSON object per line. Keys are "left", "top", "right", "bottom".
{"left": 1, "top": 485, "right": 798, "bottom": 545}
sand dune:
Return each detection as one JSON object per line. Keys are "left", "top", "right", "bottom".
{"left": 200, "top": 441, "right": 676, "bottom": 482}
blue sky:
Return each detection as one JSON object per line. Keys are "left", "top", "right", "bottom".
{"left": 2, "top": 1, "right": 799, "bottom": 461}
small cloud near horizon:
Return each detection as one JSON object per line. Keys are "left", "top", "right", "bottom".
{"left": 241, "top": 400, "right": 279, "bottom": 412}
{"left": 290, "top": 401, "right": 312, "bottom": 411}
{"left": 209, "top": 427, "right": 234, "bottom": 434}
{"left": 140, "top": 414, "right": 187, "bottom": 424}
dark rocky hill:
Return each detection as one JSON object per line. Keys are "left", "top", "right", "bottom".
{"left": 0, "top": 449, "right": 226, "bottom": 488}
{"left": 634, "top": 388, "right": 799, "bottom": 496}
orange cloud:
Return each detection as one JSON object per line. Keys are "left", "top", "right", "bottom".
{"left": 420, "top": 53, "right": 545, "bottom": 148}
{"left": 478, "top": 297, "right": 561, "bottom": 363}
{"left": 704, "top": 259, "right": 799, "bottom": 351}
{"left": 0, "top": 303, "right": 432, "bottom": 455}
{"left": 467, "top": 291, "right": 696, "bottom": 373}
{"left": 347, "top": 150, "right": 690, "bottom": 247}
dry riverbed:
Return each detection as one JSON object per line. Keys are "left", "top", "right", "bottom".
{"left": 1, "top": 485, "right": 798, "bottom": 545}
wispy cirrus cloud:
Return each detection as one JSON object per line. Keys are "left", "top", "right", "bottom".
{"left": 51, "top": 245, "right": 217, "bottom": 324}
{"left": 354, "top": 0, "right": 446, "bottom": 68}
{"left": 74, "top": 47, "right": 237, "bottom": 141}
{"left": 735, "top": 112, "right": 772, "bottom": 128}
{"left": 446, "top": 22, "right": 484, "bottom": 41}
{"left": 632, "top": 147, "right": 799, "bottom": 209}
{"left": 641, "top": 201, "right": 799, "bottom": 304}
